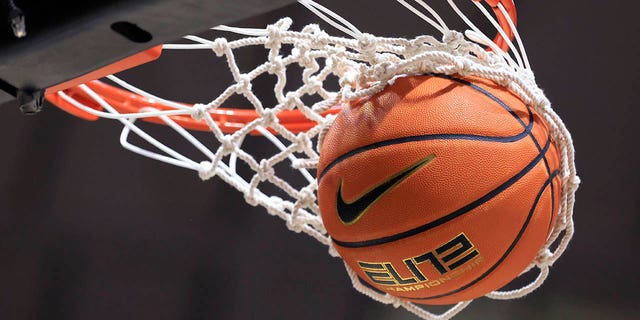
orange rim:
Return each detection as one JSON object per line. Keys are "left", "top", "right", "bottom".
{"left": 45, "top": 0, "right": 518, "bottom": 134}
{"left": 46, "top": 80, "right": 343, "bottom": 134}
{"left": 481, "top": 0, "right": 517, "bottom": 51}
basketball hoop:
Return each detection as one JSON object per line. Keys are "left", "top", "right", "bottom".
{"left": 46, "top": 0, "right": 517, "bottom": 134}
{"left": 41, "top": 1, "right": 579, "bottom": 319}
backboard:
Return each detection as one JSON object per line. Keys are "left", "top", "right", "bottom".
{"left": 0, "top": 0, "right": 297, "bottom": 109}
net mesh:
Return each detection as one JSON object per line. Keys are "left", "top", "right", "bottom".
{"left": 53, "top": 1, "right": 579, "bottom": 319}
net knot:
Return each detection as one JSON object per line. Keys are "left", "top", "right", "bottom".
{"left": 211, "top": 38, "right": 228, "bottom": 57}
{"left": 306, "top": 77, "right": 324, "bottom": 94}
{"left": 220, "top": 136, "right": 235, "bottom": 154}
{"left": 372, "top": 61, "right": 398, "bottom": 81}
{"left": 297, "top": 185, "right": 316, "bottom": 206}
{"left": 191, "top": 103, "right": 209, "bottom": 121}
{"left": 284, "top": 92, "right": 300, "bottom": 108}
{"left": 564, "top": 175, "right": 581, "bottom": 190}
{"left": 197, "top": 161, "right": 216, "bottom": 180}
{"left": 443, "top": 31, "right": 465, "bottom": 49}
{"left": 309, "top": 28, "right": 330, "bottom": 48}
{"left": 257, "top": 159, "right": 275, "bottom": 181}
{"left": 301, "top": 23, "right": 321, "bottom": 34}
{"left": 235, "top": 74, "right": 252, "bottom": 93}
{"left": 390, "top": 296, "right": 403, "bottom": 308}
{"left": 267, "top": 196, "right": 284, "bottom": 214}
{"left": 267, "top": 55, "right": 285, "bottom": 75}
{"left": 293, "top": 132, "right": 313, "bottom": 153}
{"left": 267, "top": 24, "right": 283, "bottom": 38}
{"left": 296, "top": 44, "right": 315, "bottom": 68}
{"left": 327, "top": 44, "right": 347, "bottom": 57}
{"left": 244, "top": 191, "right": 259, "bottom": 207}
{"left": 358, "top": 33, "right": 378, "bottom": 55}
{"left": 406, "top": 36, "right": 432, "bottom": 56}
{"left": 273, "top": 17, "right": 293, "bottom": 30}
{"left": 260, "top": 109, "right": 279, "bottom": 127}
{"left": 286, "top": 219, "right": 303, "bottom": 233}
{"left": 266, "top": 26, "right": 284, "bottom": 50}
{"left": 534, "top": 249, "right": 553, "bottom": 266}
{"left": 264, "top": 18, "right": 292, "bottom": 50}
{"left": 339, "top": 70, "right": 358, "bottom": 88}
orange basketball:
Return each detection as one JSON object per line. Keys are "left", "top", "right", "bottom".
{"left": 317, "top": 74, "right": 562, "bottom": 305}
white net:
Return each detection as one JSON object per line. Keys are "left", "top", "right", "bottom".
{"left": 52, "top": 1, "right": 579, "bottom": 319}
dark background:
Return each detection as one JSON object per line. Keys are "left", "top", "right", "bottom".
{"left": 0, "top": 1, "right": 638, "bottom": 319}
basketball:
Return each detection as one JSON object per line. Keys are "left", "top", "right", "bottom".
{"left": 317, "top": 74, "right": 562, "bottom": 305}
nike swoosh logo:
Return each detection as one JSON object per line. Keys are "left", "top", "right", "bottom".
{"left": 336, "top": 154, "right": 436, "bottom": 225}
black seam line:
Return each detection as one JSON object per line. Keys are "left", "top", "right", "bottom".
{"left": 318, "top": 109, "right": 533, "bottom": 183}
{"left": 405, "top": 169, "right": 561, "bottom": 301}
{"left": 439, "top": 74, "right": 527, "bottom": 128}
{"left": 443, "top": 75, "right": 552, "bottom": 177}
{"left": 331, "top": 137, "right": 552, "bottom": 248}
{"left": 455, "top": 74, "right": 557, "bottom": 241}
{"left": 459, "top": 78, "right": 555, "bottom": 196}
{"left": 318, "top": 74, "right": 534, "bottom": 182}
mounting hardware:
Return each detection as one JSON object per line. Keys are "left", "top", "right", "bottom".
{"left": 17, "top": 88, "right": 44, "bottom": 115}
{"left": 4, "top": 0, "right": 25, "bottom": 37}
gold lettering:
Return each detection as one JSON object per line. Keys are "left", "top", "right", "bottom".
{"left": 358, "top": 234, "right": 484, "bottom": 292}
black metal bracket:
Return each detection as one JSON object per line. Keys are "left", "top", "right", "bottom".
{"left": 4, "top": 0, "right": 26, "bottom": 38}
